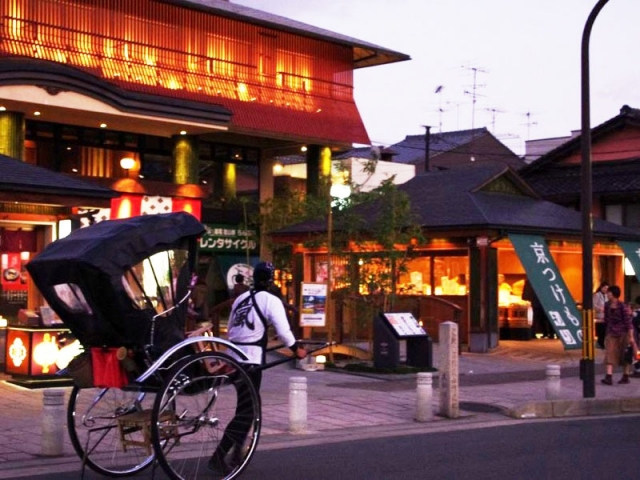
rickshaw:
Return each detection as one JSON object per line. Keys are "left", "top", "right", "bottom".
{"left": 26, "top": 212, "right": 306, "bottom": 480}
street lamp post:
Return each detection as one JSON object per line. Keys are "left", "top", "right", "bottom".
{"left": 580, "top": 0, "right": 610, "bottom": 399}
{"left": 326, "top": 183, "right": 351, "bottom": 363}
{"left": 327, "top": 195, "right": 334, "bottom": 362}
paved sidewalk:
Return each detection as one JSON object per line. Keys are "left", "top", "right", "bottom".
{"left": 0, "top": 339, "right": 639, "bottom": 478}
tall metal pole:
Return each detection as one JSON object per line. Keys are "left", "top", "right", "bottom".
{"left": 327, "top": 195, "right": 334, "bottom": 363}
{"left": 580, "top": 0, "right": 610, "bottom": 399}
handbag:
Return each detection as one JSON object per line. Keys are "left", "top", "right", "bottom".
{"left": 623, "top": 344, "right": 634, "bottom": 364}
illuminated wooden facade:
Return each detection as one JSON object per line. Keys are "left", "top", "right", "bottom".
{"left": 0, "top": 0, "right": 408, "bottom": 331}
{"left": 274, "top": 165, "right": 640, "bottom": 353}
{"left": 0, "top": 0, "right": 387, "bottom": 144}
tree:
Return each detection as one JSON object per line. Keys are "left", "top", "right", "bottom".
{"left": 261, "top": 158, "right": 424, "bottom": 312}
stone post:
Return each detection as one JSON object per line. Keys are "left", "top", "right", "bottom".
{"left": 438, "top": 321, "right": 459, "bottom": 418}
{"left": 42, "top": 389, "right": 65, "bottom": 456}
{"left": 289, "top": 376, "right": 307, "bottom": 434}
{"left": 415, "top": 372, "right": 433, "bottom": 422}
{"left": 545, "top": 364, "right": 561, "bottom": 400}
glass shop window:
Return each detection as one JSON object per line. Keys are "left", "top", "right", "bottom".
{"left": 398, "top": 255, "right": 468, "bottom": 296}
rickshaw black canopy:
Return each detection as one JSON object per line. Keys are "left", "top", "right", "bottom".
{"left": 26, "top": 212, "right": 205, "bottom": 350}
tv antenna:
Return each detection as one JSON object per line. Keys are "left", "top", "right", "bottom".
{"left": 434, "top": 85, "right": 445, "bottom": 131}
{"left": 462, "top": 65, "right": 487, "bottom": 130}
{"left": 521, "top": 111, "right": 539, "bottom": 140}
{"left": 485, "top": 107, "right": 507, "bottom": 132}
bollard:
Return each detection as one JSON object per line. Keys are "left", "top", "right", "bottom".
{"left": 545, "top": 364, "right": 561, "bottom": 400}
{"left": 42, "top": 389, "right": 65, "bottom": 456}
{"left": 415, "top": 372, "right": 433, "bottom": 422}
{"left": 288, "top": 376, "right": 307, "bottom": 434}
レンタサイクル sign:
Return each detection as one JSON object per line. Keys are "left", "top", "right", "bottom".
{"left": 199, "top": 224, "right": 258, "bottom": 253}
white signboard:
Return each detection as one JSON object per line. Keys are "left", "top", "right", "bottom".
{"left": 383, "top": 312, "right": 426, "bottom": 338}
{"left": 299, "top": 283, "right": 327, "bottom": 327}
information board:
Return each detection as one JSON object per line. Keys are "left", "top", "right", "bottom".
{"left": 383, "top": 312, "right": 427, "bottom": 338}
{"left": 299, "top": 283, "right": 327, "bottom": 327}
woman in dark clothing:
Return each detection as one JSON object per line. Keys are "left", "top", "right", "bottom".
{"left": 602, "top": 285, "right": 638, "bottom": 385}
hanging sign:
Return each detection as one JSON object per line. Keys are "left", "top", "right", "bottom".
{"left": 509, "top": 233, "right": 582, "bottom": 350}
{"left": 618, "top": 241, "right": 640, "bottom": 282}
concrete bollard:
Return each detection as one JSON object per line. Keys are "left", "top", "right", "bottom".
{"left": 42, "top": 389, "right": 65, "bottom": 456}
{"left": 415, "top": 372, "right": 433, "bottom": 422}
{"left": 545, "top": 364, "right": 561, "bottom": 400}
{"left": 288, "top": 376, "right": 307, "bottom": 434}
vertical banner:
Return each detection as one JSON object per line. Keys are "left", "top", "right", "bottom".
{"left": 509, "top": 234, "right": 582, "bottom": 350}
{"left": 618, "top": 241, "right": 640, "bottom": 283}
{"left": 299, "top": 283, "right": 327, "bottom": 327}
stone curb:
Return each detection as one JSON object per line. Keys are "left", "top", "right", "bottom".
{"left": 508, "top": 397, "right": 640, "bottom": 419}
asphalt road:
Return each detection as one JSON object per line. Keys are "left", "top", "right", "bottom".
{"left": 11, "top": 415, "right": 640, "bottom": 479}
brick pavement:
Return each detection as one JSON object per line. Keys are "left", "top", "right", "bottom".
{"left": 0, "top": 339, "right": 638, "bottom": 478}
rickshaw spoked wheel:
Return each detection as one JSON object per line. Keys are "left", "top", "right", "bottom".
{"left": 150, "top": 351, "right": 261, "bottom": 480}
{"left": 67, "top": 385, "right": 157, "bottom": 477}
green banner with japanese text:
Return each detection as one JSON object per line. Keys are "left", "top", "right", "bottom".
{"left": 617, "top": 241, "right": 640, "bottom": 283}
{"left": 509, "top": 234, "right": 582, "bottom": 350}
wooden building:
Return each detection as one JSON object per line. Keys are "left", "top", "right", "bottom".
{"left": 521, "top": 105, "right": 640, "bottom": 300}
{"left": 272, "top": 163, "right": 640, "bottom": 353}
{"left": 0, "top": 0, "right": 408, "bottom": 321}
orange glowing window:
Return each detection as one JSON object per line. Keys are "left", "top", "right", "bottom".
{"left": 0, "top": 0, "right": 355, "bottom": 113}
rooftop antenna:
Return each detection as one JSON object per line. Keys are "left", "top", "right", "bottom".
{"left": 462, "top": 65, "right": 487, "bottom": 130}
{"left": 521, "top": 111, "right": 539, "bottom": 140}
{"left": 485, "top": 107, "right": 505, "bottom": 132}
{"left": 434, "top": 85, "right": 445, "bottom": 132}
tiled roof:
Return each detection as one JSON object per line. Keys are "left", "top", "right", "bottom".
{"left": 0, "top": 155, "right": 116, "bottom": 198}
{"left": 392, "top": 128, "right": 491, "bottom": 164}
{"left": 524, "top": 160, "right": 640, "bottom": 197}
{"left": 274, "top": 164, "right": 640, "bottom": 240}
{"left": 335, "top": 128, "right": 523, "bottom": 169}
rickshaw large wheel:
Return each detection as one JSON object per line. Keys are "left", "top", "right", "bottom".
{"left": 67, "top": 385, "right": 157, "bottom": 477}
{"left": 150, "top": 351, "right": 261, "bottom": 480}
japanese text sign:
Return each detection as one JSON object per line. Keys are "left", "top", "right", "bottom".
{"left": 509, "top": 234, "right": 582, "bottom": 350}
{"left": 199, "top": 224, "right": 257, "bottom": 253}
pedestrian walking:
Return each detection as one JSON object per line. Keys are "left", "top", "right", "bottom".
{"left": 602, "top": 285, "right": 637, "bottom": 385}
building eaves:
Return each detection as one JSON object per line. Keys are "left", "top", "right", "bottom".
{"left": 272, "top": 164, "right": 640, "bottom": 241}
{"left": 166, "top": 0, "right": 410, "bottom": 69}
{"left": 0, "top": 155, "right": 116, "bottom": 199}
